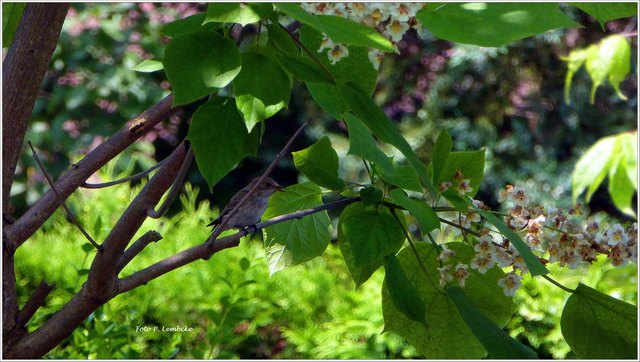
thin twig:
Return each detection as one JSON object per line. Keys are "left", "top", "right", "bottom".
{"left": 120, "top": 197, "right": 359, "bottom": 293}
{"left": 16, "top": 279, "right": 56, "bottom": 328}
{"left": 279, "top": 23, "right": 336, "bottom": 82}
{"left": 28, "top": 141, "right": 102, "bottom": 251}
{"left": 116, "top": 230, "right": 163, "bottom": 274}
{"left": 390, "top": 208, "right": 437, "bottom": 288}
{"left": 208, "top": 119, "right": 312, "bottom": 242}
{"left": 438, "top": 217, "right": 482, "bottom": 237}
{"left": 542, "top": 275, "right": 576, "bottom": 293}
{"left": 82, "top": 158, "right": 167, "bottom": 189}
{"left": 146, "top": 143, "right": 194, "bottom": 218}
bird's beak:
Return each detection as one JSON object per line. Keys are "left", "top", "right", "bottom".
{"left": 276, "top": 184, "right": 284, "bottom": 192}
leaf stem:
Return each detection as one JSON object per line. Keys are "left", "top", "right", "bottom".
{"left": 541, "top": 274, "right": 576, "bottom": 293}
{"left": 279, "top": 23, "right": 337, "bottom": 82}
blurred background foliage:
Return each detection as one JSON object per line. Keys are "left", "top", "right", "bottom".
{"left": 8, "top": 2, "right": 637, "bottom": 359}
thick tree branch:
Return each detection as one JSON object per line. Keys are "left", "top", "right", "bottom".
{"left": 4, "top": 94, "right": 176, "bottom": 249}
{"left": 209, "top": 119, "right": 311, "bottom": 242}
{"left": 2, "top": 3, "right": 69, "bottom": 213}
{"left": 119, "top": 197, "right": 359, "bottom": 293}
{"left": 3, "top": 141, "right": 188, "bottom": 359}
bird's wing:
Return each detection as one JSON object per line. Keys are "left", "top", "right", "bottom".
{"left": 206, "top": 187, "right": 251, "bottom": 228}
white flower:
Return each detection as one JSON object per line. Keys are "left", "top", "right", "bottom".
{"left": 492, "top": 247, "right": 513, "bottom": 268}
{"left": 388, "top": 3, "right": 412, "bottom": 22}
{"left": 456, "top": 179, "right": 473, "bottom": 196}
{"left": 348, "top": 2, "right": 366, "bottom": 18}
{"left": 606, "top": 224, "right": 629, "bottom": 246}
{"left": 498, "top": 272, "right": 522, "bottom": 296}
{"left": 327, "top": 43, "right": 349, "bottom": 64}
{"left": 474, "top": 235, "right": 495, "bottom": 255}
{"left": 317, "top": 36, "right": 334, "bottom": 53}
{"left": 368, "top": 49, "right": 383, "bottom": 70}
{"left": 438, "top": 246, "right": 456, "bottom": 262}
{"left": 369, "top": 3, "right": 390, "bottom": 25}
{"left": 454, "top": 262, "right": 470, "bottom": 287}
{"left": 438, "top": 181, "right": 452, "bottom": 192}
{"left": 437, "top": 265, "right": 453, "bottom": 286}
{"left": 470, "top": 255, "right": 495, "bottom": 274}
{"left": 384, "top": 19, "right": 410, "bottom": 42}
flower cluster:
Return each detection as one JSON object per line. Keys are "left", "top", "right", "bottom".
{"left": 438, "top": 183, "right": 637, "bottom": 297}
{"left": 299, "top": 3, "right": 425, "bottom": 68}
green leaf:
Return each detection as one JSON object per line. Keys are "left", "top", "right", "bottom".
{"left": 618, "top": 132, "right": 638, "bottom": 190}
{"left": 437, "top": 150, "right": 485, "bottom": 197}
{"left": 340, "top": 208, "right": 405, "bottom": 269}
{"left": 430, "top": 129, "right": 453, "bottom": 185}
{"left": 572, "top": 135, "right": 617, "bottom": 203}
{"left": 390, "top": 189, "right": 440, "bottom": 234}
{"left": 275, "top": 54, "right": 335, "bottom": 84}
{"left": 276, "top": 3, "right": 394, "bottom": 52}
{"left": 343, "top": 113, "right": 393, "bottom": 174}
{"left": 187, "top": 100, "right": 259, "bottom": 189}
{"left": 584, "top": 35, "right": 631, "bottom": 104}
{"left": 474, "top": 206, "right": 549, "bottom": 276}
{"left": 300, "top": 26, "right": 377, "bottom": 119}
{"left": 360, "top": 186, "right": 383, "bottom": 206}
{"left": 381, "top": 165, "right": 423, "bottom": 193}
{"left": 574, "top": 3, "right": 638, "bottom": 28}
{"left": 265, "top": 22, "right": 299, "bottom": 55}
{"left": 292, "top": 136, "right": 345, "bottom": 190}
{"left": 562, "top": 47, "right": 594, "bottom": 104}
{"left": 161, "top": 13, "right": 216, "bottom": 38}
{"left": 417, "top": 3, "right": 578, "bottom": 47}
{"left": 382, "top": 243, "right": 515, "bottom": 358}
{"left": 561, "top": 283, "right": 637, "bottom": 359}
{"left": 608, "top": 140, "right": 636, "bottom": 217}
{"left": 204, "top": 3, "right": 273, "bottom": 26}
{"left": 233, "top": 52, "right": 291, "bottom": 131}
{"left": 338, "top": 84, "right": 434, "bottom": 193}
{"left": 263, "top": 183, "right": 331, "bottom": 275}
{"left": 2, "top": 2, "right": 25, "bottom": 48}
{"left": 338, "top": 202, "right": 404, "bottom": 287}
{"left": 163, "top": 32, "right": 241, "bottom": 106}
{"left": 447, "top": 287, "right": 538, "bottom": 359}
{"left": 384, "top": 254, "right": 426, "bottom": 323}
{"left": 132, "top": 59, "right": 164, "bottom": 73}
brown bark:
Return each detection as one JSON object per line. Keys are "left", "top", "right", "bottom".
{"left": 2, "top": 3, "right": 69, "bottom": 213}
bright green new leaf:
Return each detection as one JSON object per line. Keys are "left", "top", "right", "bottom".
{"left": 338, "top": 83, "right": 434, "bottom": 194}
{"left": 360, "top": 186, "right": 383, "bottom": 206}
{"left": 608, "top": 143, "right": 636, "bottom": 217}
{"left": 163, "top": 31, "right": 241, "bottom": 106}
{"left": 474, "top": 206, "right": 549, "bottom": 276}
{"left": 572, "top": 134, "right": 617, "bottom": 203}
{"left": 585, "top": 35, "right": 631, "bottom": 103}
{"left": 204, "top": 3, "right": 273, "bottom": 26}
{"left": 233, "top": 52, "right": 291, "bottom": 131}
{"left": 340, "top": 208, "right": 405, "bottom": 269}
{"left": 447, "top": 287, "right": 538, "bottom": 359}
{"left": 300, "top": 26, "right": 377, "bottom": 119}
{"left": 561, "top": 283, "right": 637, "bottom": 359}
{"left": 381, "top": 166, "right": 423, "bottom": 193}
{"left": 275, "top": 54, "right": 335, "bottom": 84}
{"left": 574, "top": 3, "right": 638, "bottom": 28}
{"left": 437, "top": 150, "right": 486, "bottom": 197}
{"left": 132, "top": 59, "right": 164, "bottom": 73}
{"left": 384, "top": 254, "right": 426, "bottom": 323}
{"left": 343, "top": 113, "right": 393, "bottom": 174}
{"left": 276, "top": 3, "right": 394, "bottom": 52}
{"left": 430, "top": 128, "right": 453, "bottom": 185}
{"left": 390, "top": 189, "right": 440, "bottom": 234}
{"left": 187, "top": 100, "right": 259, "bottom": 189}
{"left": 562, "top": 47, "right": 594, "bottom": 104}
{"left": 161, "top": 13, "right": 217, "bottom": 38}
{"left": 265, "top": 22, "right": 299, "bottom": 55}
{"left": 2, "top": 3, "right": 25, "bottom": 48}
{"left": 417, "top": 3, "right": 578, "bottom": 47}
{"left": 382, "top": 243, "right": 515, "bottom": 358}
{"left": 263, "top": 182, "right": 331, "bottom": 275}
{"left": 292, "top": 136, "right": 345, "bottom": 190}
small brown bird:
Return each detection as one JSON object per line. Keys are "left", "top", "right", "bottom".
{"left": 207, "top": 177, "right": 283, "bottom": 233}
